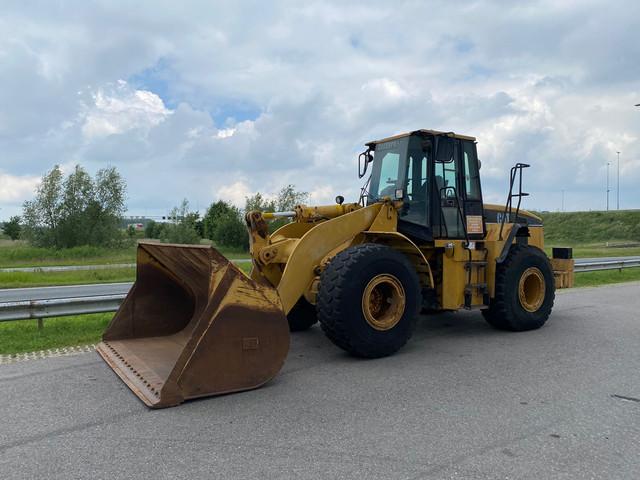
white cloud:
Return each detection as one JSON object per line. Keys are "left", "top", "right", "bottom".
{"left": 215, "top": 180, "right": 254, "bottom": 208}
{"left": 309, "top": 185, "right": 335, "bottom": 205}
{"left": 361, "top": 78, "right": 408, "bottom": 100}
{"left": 0, "top": 172, "right": 40, "bottom": 204}
{"left": 216, "top": 127, "right": 235, "bottom": 139}
{"left": 81, "top": 81, "right": 171, "bottom": 139}
{"left": 1, "top": 0, "right": 640, "bottom": 218}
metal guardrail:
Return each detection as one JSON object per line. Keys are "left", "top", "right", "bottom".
{"left": 0, "top": 258, "right": 638, "bottom": 323}
{"left": 573, "top": 258, "right": 640, "bottom": 272}
{"left": 0, "top": 294, "right": 126, "bottom": 322}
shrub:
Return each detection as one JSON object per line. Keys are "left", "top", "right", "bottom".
{"left": 203, "top": 200, "right": 248, "bottom": 250}
{"left": 159, "top": 200, "right": 201, "bottom": 245}
{"left": 3, "top": 216, "right": 21, "bottom": 240}
{"left": 145, "top": 220, "right": 159, "bottom": 239}
{"left": 203, "top": 201, "right": 236, "bottom": 240}
{"left": 213, "top": 211, "right": 248, "bottom": 249}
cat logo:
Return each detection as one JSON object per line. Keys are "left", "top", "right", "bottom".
{"left": 496, "top": 212, "right": 511, "bottom": 224}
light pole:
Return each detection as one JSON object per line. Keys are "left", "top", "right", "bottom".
{"left": 606, "top": 161, "right": 610, "bottom": 211}
{"left": 616, "top": 151, "right": 620, "bottom": 210}
{"left": 561, "top": 189, "right": 565, "bottom": 212}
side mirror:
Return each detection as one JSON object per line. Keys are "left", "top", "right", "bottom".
{"left": 435, "top": 137, "right": 454, "bottom": 163}
{"left": 358, "top": 149, "right": 374, "bottom": 178}
{"left": 478, "top": 159, "right": 482, "bottom": 170}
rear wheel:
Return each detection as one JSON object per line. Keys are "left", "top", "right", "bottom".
{"left": 287, "top": 297, "right": 318, "bottom": 332}
{"left": 483, "top": 245, "right": 555, "bottom": 331}
{"left": 317, "top": 243, "right": 421, "bottom": 358}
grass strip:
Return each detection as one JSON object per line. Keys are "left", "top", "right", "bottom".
{"left": 0, "top": 268, "right": 136, "bottom": 288}
{"left": 544, "top": 245, "right": 640, "bottom": 258}
{"left": 0, "top": 242, "right": 250, "bottom": 268}
{"left": 573, "top": 267, "right": 640, "bottom": 288}
{"left": 0, "top": 243, "right": 137, "bottom": 268}
{"left": 0, "top": 313, "right": 112, "bottom": 355}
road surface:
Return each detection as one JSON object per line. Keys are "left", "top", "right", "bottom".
{"left": 0, "top": 282, "right": 132, "bottom": 302}
{"left": 0, "top": 282, "right": 638, "bottom": 479}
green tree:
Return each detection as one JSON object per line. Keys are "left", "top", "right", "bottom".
{"left": 203, "top": 200, "right": 236, "bottom": 240}
{"left": 244, "top": 192, "right": 276, "bottom": 213}
{"left": 214, "top": 212, "right": 248, "bottom": 249}
{"left": 58, "top": 165, "right": 94, "bottom": 246}
{"left": 22, "top": 164, "right": 127, "bottom": 248}
{"left": 3, "top": 216, "right": 21, "bottom": 240}
{"left": 145, "top": 220, "right": 158, "bottom": 238}
{"left": 126, "top": 224, "right": 136, "bottom": 236}
{"left": 194, "top": 218, "right": 204, "bottom": 238}
{"left": 203, "top": 200, "right": 248, "bottom": 249}
{"left": 22, "top": 165, "right": 64, "bottom": 247}
{"left": 245, "top": 185, "right": 308, "bottom": 234}
{"left": 160, "top": 199, "right": 201, "bottom": 244}
{"left": 87, "top": 166, "right": 127, "bottom": 246}
{"left": 276, "top": 184, "right": 308, "bottom": 211}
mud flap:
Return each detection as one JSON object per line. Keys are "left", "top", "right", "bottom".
{"left": 96, "top": 243, "right": 289, "bottom": 408}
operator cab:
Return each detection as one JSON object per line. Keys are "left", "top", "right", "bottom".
{"left": 362, "top": 129, "right": 485, "bottom": 242}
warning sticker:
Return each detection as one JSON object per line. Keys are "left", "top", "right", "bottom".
{"left": 466, "top": 215, "right": 484, "bottom": 234}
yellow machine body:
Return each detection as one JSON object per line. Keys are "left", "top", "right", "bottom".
{"left": 98, "top": 129, "right": 562, "bottom": 408}
{"left": 249, "top": 202, "right": 547, "bottom": 313}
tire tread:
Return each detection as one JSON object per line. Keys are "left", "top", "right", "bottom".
{"left": 483, "top": 244, "right": 555, "bottom": 331}
{"left": 317, "top": 243, "right": 420, "bottom": 357}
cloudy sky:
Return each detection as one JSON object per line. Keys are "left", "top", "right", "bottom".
{"left": 1, "top": 0, "right": 639, "bottom": 220}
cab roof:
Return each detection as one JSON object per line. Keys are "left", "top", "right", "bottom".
{"left": 366, "top": 129, "right": 476, "bottom": 147}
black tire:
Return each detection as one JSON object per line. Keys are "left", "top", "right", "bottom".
{"left": 317, "top": 243, "right": 421, "bottom": 358}
{"left": 483, "top": 244, "right": 555, "bottom": 331}
{"left": 287, "top": 297, "right": 318, "bottom": 332}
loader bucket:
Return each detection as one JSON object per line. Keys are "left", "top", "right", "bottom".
{"left": 96, "top": 242, "right": 289, "bottom": 408}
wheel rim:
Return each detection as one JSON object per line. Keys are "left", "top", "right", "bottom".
{"left": 518, "top": 267, "right": 545, "bottom": 312}
{"left": 362, "top": 274, "right": 406, "bottom": 331}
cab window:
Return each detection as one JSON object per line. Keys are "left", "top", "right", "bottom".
{"left": 374, "top": 152, "right": 401, "bottom": 198}
{"left": 462, "top": 141, "right": 481, "bottom": 200}
{"left": 402, "top": 137, "right": 429, "bottom": 224}
{"left": 367, "top": 138, "right": 408, "bottom": 202}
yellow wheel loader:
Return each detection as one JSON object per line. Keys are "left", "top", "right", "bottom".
{"left": 98, "top": 129, "right": 569, "bottom": 408}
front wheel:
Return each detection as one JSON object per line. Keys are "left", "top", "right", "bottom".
{"left": 483, "top": 245, "right": 555, "bottom": 331}
{"left": 287, "top": 297, "right": 318, "bottom": 332}
{"left": 317, "top": 243, "right": 421, "bottom": 358}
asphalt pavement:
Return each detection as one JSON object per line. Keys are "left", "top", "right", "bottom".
{"left": 1, "top": 282, "right": 639, "bottom": 479}
{"left": 0, "top": 282, "right": 133, "bottom": 302}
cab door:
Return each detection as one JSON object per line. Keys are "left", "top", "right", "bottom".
{"left": 432, "top": 137, "right": 465, "bottom": 239}
{"left": 460, "top": 140, "right": 485, "bottom": 239}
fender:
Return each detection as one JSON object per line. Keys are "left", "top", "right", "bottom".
{"left": 276, "top": 203, "right": 384, "bottom": 313}
{"left": 496, "top": 223, "right": 529, "bottom": 263}
{"left": 361, "top": 231, "right": 434, "bottom": 289}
